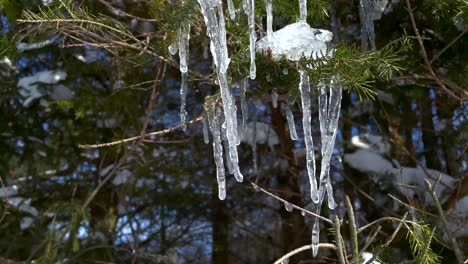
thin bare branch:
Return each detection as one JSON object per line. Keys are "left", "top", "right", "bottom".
{"left": 273, "top": 244, "right": 336, "bottom": 264}
{"left": 250, "top": 182, "right": 334, "bottom": 225}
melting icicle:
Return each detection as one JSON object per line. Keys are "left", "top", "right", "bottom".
{"left": 227, "top": 0, "right": 236, "bottom": 20}
{"left": 284, "top": 103, "right": 298, "bottom": 140}
{"left": 299, "top": 0, "right": 307, "bottom": 21}
{"left": 179, "top": 21, "right": 190, "bottom": 129}
{"left": 271, "top": 89, "right": 278, "bottom": 108}
{"left": 243, "top": 0, "right": 256, "bottom": 79}
{"left": 359, "top": 0, "right": 376, "bottom": 50}
{"left": 284, "top": 202, "right": 293, "bottom": 212}
{"left": 207, "top": 107, "right": 226, "bottom": 200}
{"left": 299, "top": 69, "right": 318, "bottom": 203}
{"left": 180, "top": 72, "right": 188, "bottom": 130}
{"left": 317, "top": 81, "right": 342, "bottom": 210}
{"left": 198, "top": 0, "right": 243, "bottom": 183}
{"left": 168, "top": 42, "right": 178, "bottom": 55}
{"left": 223, "top": 140, "right": 234, "bottom": 175}
{"left": 311, "top": 80, "right": 343, "bottom": 256}
{"left": 311, "top": 218, "right": 320, "bottom": 256}
{"left": 252, "top": 101, "right": 258, "bottom": 175}
{"left": 202, "top": 117, "right": 210, "bottom": 144}
{"left": 266, "top": 0, "right": 273, "bottom": 36}
{"left": 240, "top": 78, "right": 248, "bottom": 130}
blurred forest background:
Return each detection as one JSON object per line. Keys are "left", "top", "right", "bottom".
{"left": 0, "top": 0, "right": 467, "bottom": 263}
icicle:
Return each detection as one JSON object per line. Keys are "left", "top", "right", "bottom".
{"left": 198, "top": 0, "right": 243, "bottom": 183}
{"left": 299, "top": 69, "right": 318, "bottom": 203}
{"left": 266, "top": 0, "right": 273, "bottom": 36}
{"left": 227, "top": 0, "right": 236, "bottom": 20}
{"left": 311, "top": 218, "right": 320, "bottom": 256}
{"left": 317, "top": 81, "right": 342, "bottom": 210}
{"left": 359, "top": 0, "right": 376, "bottom": 51}
{"left": 284, "top": 202, "right": 293, "bottom": 212}
{"left": 299, "top": 0, "right": 307, "bottom": 21}
{"left": 284, "top": 103, "right": 298, "bottom": 140}
{"left": 223, "top": 140, "right": 234, "bottom": 175}
{"left": 178, "top": 19, "right": 190, "bottom": 129}
{"left": 207, "top": 107, "right": 226, "bottom": 200}
{"left": 240, "top": 78, "right": 248, "bottom": 130}
{"left": 243, "top": 0, "right": 256, "bottom": 79}
{"left": 252, "top": 101, "right": 258, "bottom": 175}
{"left": 271, "top": 89, "right": 278, "bottom": 108}
{"left": 180, "top": 72, "right": 188, "bottom": 131}
{"left": 202, "top": 117, "right": 210, "bottom": 144}
{"left": 168, "top": 42, "right": 178, "bottom": 55}
{"left": 178, "top": 23, "right": 190, "bottom": 73}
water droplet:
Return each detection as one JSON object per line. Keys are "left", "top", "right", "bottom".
{"left": 283, "top": 68, "right": 288, "bottom": 75}
{"left": 168, "top": 42, "right": 178, "bottom": 55}
{"left": 301, "top": 210, "right": 306, "bottom": 216}
{"left": 280, "top": 258, "right": 289, "bottom": 264}
{"left": 284, "top": 202, "right": 293, "bottom": 212}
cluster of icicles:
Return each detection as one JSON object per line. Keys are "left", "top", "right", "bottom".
{"left": 170, "top": 0, "right": 343, "bottom": 257}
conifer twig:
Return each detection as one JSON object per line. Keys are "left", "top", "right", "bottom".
{"left": 424, "top": 179, "right": 464, "bottom": 264}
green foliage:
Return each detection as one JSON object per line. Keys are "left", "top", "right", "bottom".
{"left": 405, "top": 222, "right": 441, "bottom": 264}
{"left": 0, "top": 0, "right": 23, "bottom": 22}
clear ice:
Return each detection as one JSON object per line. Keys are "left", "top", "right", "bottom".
{"left": 227, "top": 0, "right": 236, "bottom": 20}
{"left": 202, "top": 117, "right": 210, "bottom": 144}
{"left": 284, "top": 202, "right": 293, "bottom": 212}
{"left": 179, "top": 21, "right": 190, "bottom": 129}
{"left": 271, "top": 89, "right": 278, "bottom": 108}
{"left": 207, "top": 106, "right": 227, "bottom": 200}
{"left": 241, "top": 79, "right": 248, "bottom": 130}
{"left": 298, "top": 69, "right": 318, "bottom": 203}
{"left": 299, "top": 0, "right": 307, "bottom": 21}
{"left": 284, "top": 103, "right": 298, "bottom": 140}
{"left": 198, "top": 0, "right": 243, "bottom": 183}
{"left": 243, "top": 0, "right": 256, "bottom": 79}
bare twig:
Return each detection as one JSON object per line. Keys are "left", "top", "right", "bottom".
{"left": 250, "top": 182, "right": 333, "bottom": 225}
{"left": 429, "top": 30, "right": 467, "bottom": 65}
{"left": 78, "top": 116, "right": 204, "bottom": 149}
{"left": 404, "top": 0, "right": 464, "bottom": 101}
{"left": 358, "top": 216, "right": 413, "bottom": 234}
{"left": 424, "top": 179, "right": 464, "bottom": 264}
{"left": 345, "top": 196, "right": 360, "bottom": 263}
{"left": 81, "top": 63, "right": 163, "bottom": 210}
{"left": 363, "top": 213, "right": 407, "bottom": 264}
{"left": 360, "top": 226, "right": 381, "bottom": 254}
{"left": 273, "top": 244, "right": 336, "bottom": 264}
{"left": 335, "top": 216, "right": 347, "bottom": 264}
